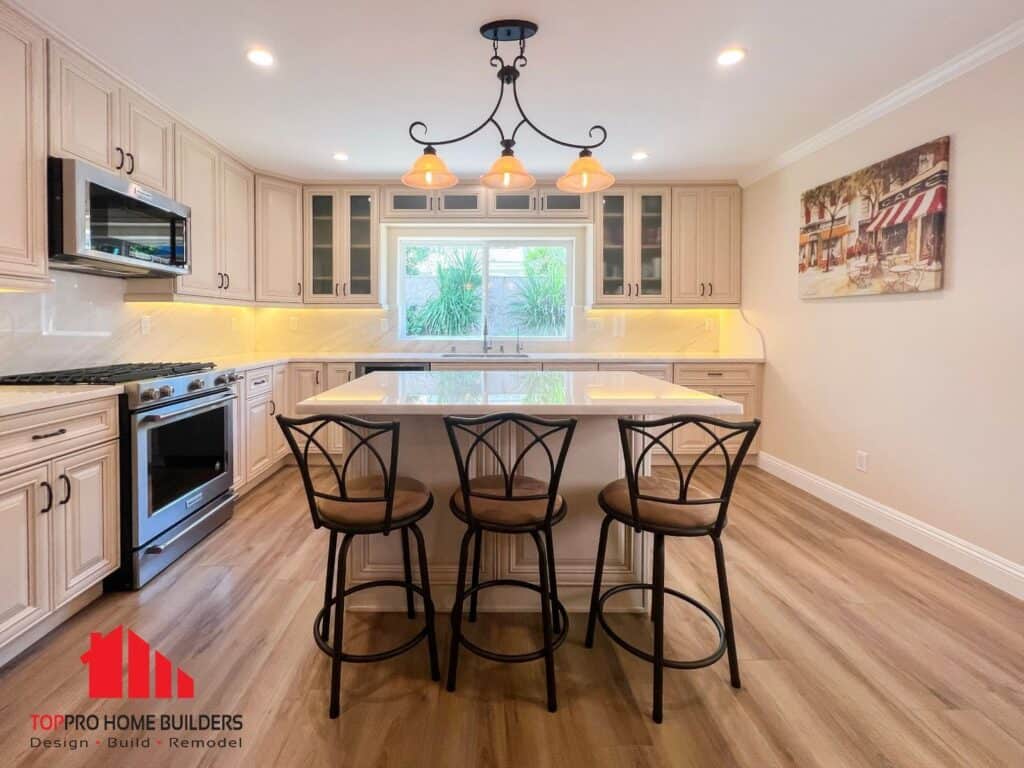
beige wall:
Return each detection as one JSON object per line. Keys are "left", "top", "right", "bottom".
{"left": 742, "top": 46, "right": 1024, "bottom": 564}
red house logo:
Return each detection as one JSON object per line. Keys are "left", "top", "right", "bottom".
{"left": 80, "top": 626, "right": 194, "bottom": 699}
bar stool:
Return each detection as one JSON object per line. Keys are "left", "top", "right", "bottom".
{"left": 443, "top": 413, "right": 577, "bottom": 712}
{"left": 585, "top": 414, "right": 760, "bottom": 723}
{"left": 277, "top": 414, "right": 440, "bottom": 719}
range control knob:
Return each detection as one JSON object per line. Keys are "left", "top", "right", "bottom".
{"left": 140, "top": 388, "right": 158, "bottom": 402}
{"left": 188, "top": 378, "right": 206, "bottom": 392}
{"left": 158, "top": 385, "right": 174, "bottom": 398}
{"left": 214, "top": 374, "right": 229, "bottom": 386}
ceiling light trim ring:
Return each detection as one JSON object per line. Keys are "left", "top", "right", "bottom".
{"left": 406, "top": 22, "right": 607, "bottom": 156}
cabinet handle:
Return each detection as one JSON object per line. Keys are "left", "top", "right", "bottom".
{"left": 343, "top": 282, "right": 347, "bottom": 296}
{"left": 115, "top": 147, "right": 125, "bottom": 170}
{"left": 706, "top": 371, "right": 724, "bottom": 377}
{"left": 297, "top": 282, "right": 302, "bottom": 296}
{"left": 40, "top": 481, "right": 53, "bottom": 514}
{"left": 636, "top": 282, "right": 641, "bottom": 297}
{"left": 32, "top": 427, "right": 67, "bottom": 441}
{"left": 315, "top": 369, "right": 320, "bottom": 386}
{"left": 59, "top": 474, "right": 71, "bottom": 505}
{"left": 700, "top": 282, "right": 705, "bottom": 297}
{"left": 335, "top": 282, "right": 339, "bottom": 296}
{"left": 126, "top": 152, "right": 135, "bottom": 175}
{"left": 252, "top": 377, "right": 268, "bottom": 387}
{"left": 708, "top": 282, "right": 713, "bottom": 297}
{"left": 626, "top": 283, "right": 631, "bottom": 297}
{"left": 224, "top": 273, "right": 230, "bottom": 290}
{"left": 217, "top": 272, "right": 224, "bottom": 289}
{"left": 269, "top": 400, "right": 276, "bottom": 416}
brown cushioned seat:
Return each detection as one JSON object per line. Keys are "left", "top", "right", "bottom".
{"left": 450, "top": 474, "right": 562, "bottom": 526}
{"left": 317, "top": 475, "right": 431, "bottom": 527}
{"left": 599, "top": 476, "right": 720, "bottom": 530}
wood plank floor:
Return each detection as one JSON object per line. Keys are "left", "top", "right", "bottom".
{"left": 1, "top": 466, "right": 1022, "bottom": 767}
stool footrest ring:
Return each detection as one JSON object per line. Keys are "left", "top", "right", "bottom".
{"left": 454, "top": 578, "right": 568, "bottom": 663}
{"left": 596, "top": 582, "right": 726, "bottom": 669}
{"left": 314, "top": 579, "right": 434, "bottom": 662}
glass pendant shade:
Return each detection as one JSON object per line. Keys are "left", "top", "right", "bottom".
{"left": 480, "top": 152, "right": 536, "bottom": 190}
{"left": 556, "top": 151, "right": 615, "bottom": 193}
{"left": 401, "top": 147, "right": 459, "bottom": 190}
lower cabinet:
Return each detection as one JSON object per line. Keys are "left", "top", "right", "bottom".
{"left": 231, "top": 379, "right": 246, "bottom": 488}
{"left": 325, "top": 364, "right": 355, "bottom": 453}
{"left": 51, "top": 442, "right": 119, "bottom": 607}
{"left": 242, "top": 364, "right": 293, "bottom": 484}
{"left": 245, "top": 395, "right": 273, "bottom": 479}
{"left": 598, "top": 363, "right": 673, "bottom": 457}
{"left": 0, "top": 429, "right": 119, "bottom": 656}
{"left": 0, "top": 464, "right": 51, "bottom": 648}
{"left": 271, "top": 364, "right": 289, "bottom": 460}
{"left": 672, "top": 363, "right": 762, "bottom": 457}
{"left": 288, "top": 363, "right": 324, "bottom": 416}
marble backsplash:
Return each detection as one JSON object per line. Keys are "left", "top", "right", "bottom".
{"left": 0, "top": 272, "right": 725, "bottom": 375}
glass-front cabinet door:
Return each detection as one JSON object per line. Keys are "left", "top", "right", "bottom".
{"left": 597, "top": 191, "right": 628, "bottom": 300}
{"left": 632, "top": 187, "right": 671, "bottom": 302}
{"left": 538, "top": 187, "right": 591, "bottom": 217}
{"left": 304, "top": 189, "right": 338, "bottom": 302}
{"left": 488, "top": 190, "right": 537, "bottom": 216}
{"left": 342, "top": 189, "right": 378, "bottom": 303}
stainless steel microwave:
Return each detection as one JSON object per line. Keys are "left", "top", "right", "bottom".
{"left": 48, "top": 157, "right": 191, "bottom": 278}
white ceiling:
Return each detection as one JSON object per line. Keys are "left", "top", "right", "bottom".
{"left": 16, "top": 0, "right": 1024, "bottom": 183}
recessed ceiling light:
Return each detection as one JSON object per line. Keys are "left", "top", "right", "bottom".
{"left": 246, "top": 48, "right": 274, "bottom": 68}
{"left": 717, "top": 47, "right": 746, "bottom": 67}
{"left": 631, "top": 151, "right": 649, "bottom": 161}
{"left": 333, "top": 152, "right": 349, "bottom": 162}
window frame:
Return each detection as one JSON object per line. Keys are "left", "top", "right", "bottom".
{"left": 395, "top": 232, "right": 577, "bottom": 342}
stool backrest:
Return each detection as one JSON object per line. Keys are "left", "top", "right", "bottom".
{"left": 444, "top": 412, "right": 577, "bottom": 527}
{"left": 277, "top": 414, "right": 400, "bottom": 532}
{"left": 618, "top": 415, "right": 760, "bottom": 532}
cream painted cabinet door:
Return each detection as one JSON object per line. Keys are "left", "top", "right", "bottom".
{"left": 0, "top": 463, "right": 50, "bottom": 647}
{"left": 271, "top": 365, "right": 289, "bottom": 459}
{"left": 256, "top": 176, "right": 303, "bottom": 304}
{"left": 51, "top": 442, "right": 119, "bottom": 607}
{"left": 48, "top": 41, "right": 121, "bottom": 172}
{"left": 631, "top": 187, "right": 672, "bottom": 302}
{"left": 325, "top": 364, "right": 355, "bottom": 452}
{"left": 231, "top": 380, "right": 246, "bottom": 488}
{"left": 702, "top": 187, "right": 741, "bottom": 304}
{"left": 121, "top": 88, "right": 174, "bottom": 196}
{"left": 288, "top": 364, "right": 323, "bottom": 416}
{"left": 175, "top": 128, "right": 221, "bottom": 297}
{"left": 671, "top": 187, "right": 704, "bottom": 302}
{"left": 0, "top": 7, "right": 47, "bottom": 285}
{"left": 246, "top": 396, "right": 273, "bottom": 479}
{"left": 220, "top": 156, "right": 255, "bottom": 301}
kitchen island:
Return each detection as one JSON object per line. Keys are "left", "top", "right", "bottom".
{"left": 295, "top": 370, "right": 743, "bottom": 611}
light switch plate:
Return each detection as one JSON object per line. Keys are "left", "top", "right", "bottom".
{"left": 140, "top": 315, "right": 151, "bottom": 336}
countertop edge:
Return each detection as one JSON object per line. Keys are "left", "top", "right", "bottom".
{"left": 0, "top": 384, "right": 124, "bottom": 418}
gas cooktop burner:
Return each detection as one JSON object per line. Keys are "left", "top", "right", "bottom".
{"left": 0, "top": 362, "right": 215, "bottom": 385}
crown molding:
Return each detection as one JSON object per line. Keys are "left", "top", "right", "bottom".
{"left": 739, "top": 18, "right": 1024, "bottom": 188}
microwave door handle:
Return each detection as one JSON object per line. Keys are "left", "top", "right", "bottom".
{"left": 138, "top": 393, "right": 236, "bottom": 426}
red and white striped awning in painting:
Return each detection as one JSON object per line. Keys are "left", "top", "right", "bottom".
{"left": 867, "top": 186, "right": 947, "bottom": 232}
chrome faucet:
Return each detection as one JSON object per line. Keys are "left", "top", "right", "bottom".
{"left": 482, "top": 318, "right": 493, "bottom": 354}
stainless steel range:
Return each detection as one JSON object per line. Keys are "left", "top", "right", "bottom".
{"left": 0, "top": 362, "right": 238, "bottom": 587}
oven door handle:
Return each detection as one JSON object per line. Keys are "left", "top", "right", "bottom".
{"left": 138, "top": 393, "right": 236, "bottom": 425}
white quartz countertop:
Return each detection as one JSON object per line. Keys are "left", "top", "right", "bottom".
{"left": 295, "top": 370, "right": 745, "bottom": 417}
{"left": 214, "top": 350, "right": 765, "bottom": 372}
{"left": 0, "top": 384, "right": 124, "bottom": 418}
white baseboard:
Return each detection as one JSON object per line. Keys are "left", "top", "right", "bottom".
{"left": 755, "top": 453, "right": 1024, "bottom": 600}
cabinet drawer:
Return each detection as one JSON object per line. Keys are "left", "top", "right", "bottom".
{"left": 0, "top": 397, "right": 119, "bottom": 471}
{"left": 598, "top": 363, "right": 672, "bottom": 381}
{"left": 673, "top": 363, "right": 758, "bottom": 386}
{"left": 246, "top": 367, "right": 274, "bottom": 398}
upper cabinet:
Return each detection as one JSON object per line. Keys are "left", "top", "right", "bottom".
{"left": 219, "top": 155, "right": 255, "bottom": 301}
{"left": 671, "top": 186, "right": 741, "bottom": 305}
{"left": 487, "top": 187, "right": 591, "bottom": 218}
{"left": 175, "top": 127, "right": 221, "bottom": 298}
{"left": 49, "top": 42, "right": 174, "bottom": 197}
{"left": 256, "top": 175, "right": 303, "bottom": 304}
{"left": 304, "top": 187, "right": 380, "bottom": 304}
{"left": 383, "top": 186, "right": 485, "bottom": 218}
{"left": 0, "top": 6, "right": 48, "bottom": 290}
{"left": 594, "top": 187, "right": 671, "bottom": 304}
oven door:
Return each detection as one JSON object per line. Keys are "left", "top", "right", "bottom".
{"left": 131, "top": 391, "right": 234, "bottom": 549}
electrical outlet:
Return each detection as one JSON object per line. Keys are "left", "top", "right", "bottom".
{"left": 612, "top": 316, "right": 625, "bottom": 337}
{"left": 140, "top": 315, "right": 151, "bottom": 336}
{"left": 587, "top": 317, "right": 604, "bottom": 332}
{"left": 856, "top": 450, "right": 868, "bottom": 473}
{"left": 288, "top": 316, "right": 299, "bottom": 331}
{"left": 379, "top": 317, "right": 390, "bottom": 333}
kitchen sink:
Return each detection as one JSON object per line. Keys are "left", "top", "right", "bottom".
{"left": 441, "top": 353, "right": 531, "bottom": 359}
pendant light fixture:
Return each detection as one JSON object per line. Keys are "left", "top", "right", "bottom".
{"left": 403, "top": 20, "right": 614, "bottom": 193}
